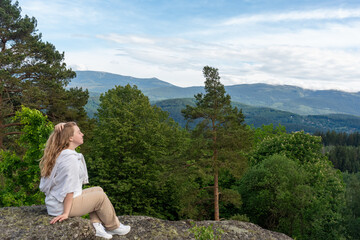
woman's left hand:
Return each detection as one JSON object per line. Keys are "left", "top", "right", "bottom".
{"left": 50, "top": 193, "right": 73, "bottom": 224}
{"left": 50, "top": 213, "right": 69, "bottom": 224}
{"left": 54, "top": 123, "right": 65, "bottom": 132}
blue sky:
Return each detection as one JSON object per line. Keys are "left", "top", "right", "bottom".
{"left": 18, "top": 0, "right": 360, "bottom": 92}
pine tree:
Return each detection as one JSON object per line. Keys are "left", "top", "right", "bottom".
{"left": 182, "top": 66, "right": 252, "bottom": 220}
{"left": 0, "top": 0, "right": 88, "bottom": 149}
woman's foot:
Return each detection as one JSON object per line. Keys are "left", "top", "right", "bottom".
{"left": 93, "top": 222, "right": 113, "bottom": 239}
{"left": 106, "top": 223, "right": 131, "bottom": 236}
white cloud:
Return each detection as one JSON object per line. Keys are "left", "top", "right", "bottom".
{"left": 97, "top": 34, "right": 156, "bottom": 44}
{"left": 64, "top": 48, "right": 204, "bottom": 87}
{"left": 19, "top": 0, "right": 360, "bottom": 92}
{"left": 69, "top": 63, "right": 89, "bottom": 71}
{"left": 65, "top": 33, "right": 360, "bottom": 91}
{"left": 222, "top": 8, "right": 360, "bottom": 26}
{"left": 216, "top": 46, "right": 360, "bottom": 92}
{"left": 221, "top": 21, "right": 360, "bottom": 48}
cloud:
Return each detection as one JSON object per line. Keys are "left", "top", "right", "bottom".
{"left": 65, "top": 48, "right": 204, "bottom": 87}
{"left": 222, "top": 8, "right": 360, "bottom": 26}
{"left": 20, "top": 0, "right": 360, "bottom": 92}
{"left": 97, "top": 34, "right": 156, "bottom": 44}
{"left": 219, "top": 21, "right": 360, "bottom": 49}
{"left": 69, "top": 63, "right": 89, "bottom": 71}
{"left": 217, "top": 46, "right": 360, "bottom": 91}
{"left": 97, "top": 34, "right": 205, "bottom": 70}
{"left": 83, "top": 32, "right": 360, "bottom": 91}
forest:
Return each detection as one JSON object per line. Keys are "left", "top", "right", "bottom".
{"left": 1, "top": 1, "right": 360, "bottom": 240}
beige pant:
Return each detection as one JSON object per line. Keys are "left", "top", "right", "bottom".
{"left": 69, "top": 187, "right": 120, "bottom": 230}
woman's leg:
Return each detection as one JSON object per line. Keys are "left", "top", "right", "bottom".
{"left": 69, "top": 187, "right": 120, "bottom": 230}
{"left": 81, "top": 187, "right": 105, "bottom": 223}
{"left": 82, "top": 186, "right": 104, "bottom": 194}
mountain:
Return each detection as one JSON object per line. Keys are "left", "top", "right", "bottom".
{"left": 68, "top": 71, "right": 174, "bottom": 93}
{"left": 143, "top": 84, "right": 360, "bottom": 116}
{"left": 226, "top": 84, "right": 360, "bottom": 116}
{"left": 69, "top": 70, "right": 360, "bottom": 133}
{"left": 154, "top": 98, "right": 360, "bottom": 133}
{"left": 70, "top": 71, "right": 360, "bottom": 117}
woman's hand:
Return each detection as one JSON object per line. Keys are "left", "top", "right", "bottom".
{"left": 50, "top": 213, "right": 69, "bottom": 224}
{"left": 50, "top": 192, "right": 74, "bottom": 224}
{"left": 54, "top": 123, "right": 65, "bottom": 132}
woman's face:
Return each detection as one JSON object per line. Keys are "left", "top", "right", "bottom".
{"left": 70, "top": 125, "right": 84, "bottom": 147}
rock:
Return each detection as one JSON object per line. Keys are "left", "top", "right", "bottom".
{"left": 0, "top": 205, "right": 94, "bottom": 240}
{"left": 0, "top": 205, "right": 293, "bottom": 240}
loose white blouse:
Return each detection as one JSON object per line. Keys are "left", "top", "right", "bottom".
{"left": 39, "top": 149, "right": 89, "bottom": 216}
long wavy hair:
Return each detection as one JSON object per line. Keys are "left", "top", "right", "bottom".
{"left": 40, "top": 122, "right": 77, "bottom": 177}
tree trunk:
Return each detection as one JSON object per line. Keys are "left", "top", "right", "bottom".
{"left": 214, "top": 167, "right": 219, "bottom": 221}
{"left": 212, "top": 117, "right": 219, "bottom": 221}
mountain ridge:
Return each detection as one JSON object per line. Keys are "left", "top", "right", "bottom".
{"left": 69, "top": 70, "right": 174, "bottom": 92}
{"left": 154, "top": 98, "right": 360, "bottom": 133}
{"left": 70, "top": 70, "right": 360, "bottom": 117}
{"left": 69, "top": 71, "right": 360, "bottom": 133}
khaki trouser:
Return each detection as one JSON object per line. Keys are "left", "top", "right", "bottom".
{"left": 69, "top": 187, "right": 120, "bottom": 230}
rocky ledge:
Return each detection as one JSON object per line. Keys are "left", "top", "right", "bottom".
{"left": 0, "top": 205, "right": 293, "bottom": 240}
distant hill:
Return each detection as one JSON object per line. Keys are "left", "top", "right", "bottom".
{"left": 84, "top": 95, "right": 360, "bottom": 133}
{"left": 70, "top": 71, "right": 360, "bottom": 117}
{"left": 69, "top": 71, "right": 174, "bottom": 93}
{"left": 154, "top": 98, "right": 360, "bottom": 133}
{"left": 226, "top": 84, "right": 360, "bottom": 116}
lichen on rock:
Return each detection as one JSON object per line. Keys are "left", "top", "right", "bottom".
{"left": 0, "top": 205, "right": 293, "bottom": 240}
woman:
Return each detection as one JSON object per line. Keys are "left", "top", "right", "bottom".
{"left": 39, "top": 122, "right": 130, "bottom": 239}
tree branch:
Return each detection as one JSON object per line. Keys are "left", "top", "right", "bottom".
{"left": 2, "top": 122, "right": 22, "bottom": 128}
{"left": 5, "top": 113, "right": 16, "bottom": 118}
{"left": 4, "top": 131, "right": 22, "bottom": 135}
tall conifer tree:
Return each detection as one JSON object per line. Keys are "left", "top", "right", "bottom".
{"left": 182, "top": 66, "right": 252, "bottom": 220}
{"left": 0, "top": 0, "right": 88, "bottom": 149}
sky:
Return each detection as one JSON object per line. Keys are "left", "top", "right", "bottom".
{"left": 17, "top": 0, "right": 360, "bottom": 92}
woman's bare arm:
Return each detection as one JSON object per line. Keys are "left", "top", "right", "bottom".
{"left": 50, "top": 192, "right": 74, "bottom": 224}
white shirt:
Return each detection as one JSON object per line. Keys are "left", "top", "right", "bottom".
{"left": 39, "top": 149, "right": 89, "bottom": 216}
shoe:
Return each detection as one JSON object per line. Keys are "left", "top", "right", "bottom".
{"left": 106, "top": 223, "right": 131, "bottom": 236}
{"left": 93, "top": 222, "right": 113, "bottom": 239}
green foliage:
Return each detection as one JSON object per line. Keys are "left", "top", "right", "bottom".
{"left": 326, "top": 145, "right": 360, "bottom": 173}
{"left": 315, "top": 130, "right": 360, "bottom": 146}
{"left": 84, "top": 84, "right": 188, "bottom": 219}
{"left": 251, "top": 123, "right": 286, "bottom": 145}
{"left": 250, "top": 131, "right": 325, "bottom": 166}
{"left": 189, "top": 222, "right": 224, "bottom": 240}
{"left": 229, "top": 214, "right": 249, "bottom": 222}
{"left": 342, "top": 172, "right": 360, "bottom": 239}
{"left": 315, "top": 131, "right": 360, "bottom": 173}
{"left": 239, "top": 131, "right": 346, "bottom": 239}
{"left": 237, "top": 155, "right": 312, "bottom": 236}
{"left": 0, "top": 106, "right": 53, "bottom": 207}
{"left": 176, "top": 167, "right": 243, "bottom": 220}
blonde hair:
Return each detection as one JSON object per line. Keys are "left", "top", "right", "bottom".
{"left": 40, "top": 122, "right": 77, "bottom": 177}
